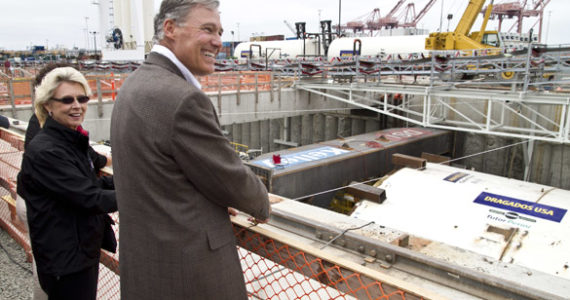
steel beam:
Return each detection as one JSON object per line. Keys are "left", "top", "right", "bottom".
{"left": 296, "top": 82, "right": 570, "bottom": 143}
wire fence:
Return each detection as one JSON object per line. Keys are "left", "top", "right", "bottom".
{"left": 0, "top": 128, "right": 425, "bottom": 299}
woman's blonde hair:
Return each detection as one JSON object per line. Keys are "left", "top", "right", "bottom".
{"left": 34, "top": 67, "right": 92, "bottom": 127}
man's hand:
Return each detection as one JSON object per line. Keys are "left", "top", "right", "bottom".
{"left": 228, "top": 207, "right": 238, "bottom": 216}
{"left": 268, "top": 194, "right": 283, "bottom": 204}
{"left": 248, "top": 205, "right": 271, "bottom": 224}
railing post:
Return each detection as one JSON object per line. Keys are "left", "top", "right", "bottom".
{"left": 523, "top": 29, "right": 534, "bottom": 92}
{"left": 217, "top": 73, "right": 222, "bottom": 115}
{"left": 111, "top": 72, "right": 116, "bottom": 101}
{"left": 278, "top": 74, "right": 282, "bottom": 103}
{"left": 236, "top": 73, "right": 241, "bottom": 106}
{"left": 29, "top": 80, "right": 36, "bottom": 107}
{"left": 96, "top": 79, "right": 103, "bottom": 118}
{"left": 430, "top": 53, "right": 436, "bottom": 87}
{"left": 564, "top": 98, "right": 570, "bottom": 143}
{"left": 255, "top": 72, "right": 259, "bottom": 104}
{"left": 8, "top": 79, "right": 16, "bottom": 118}
{"left": 270, "top": 72, "right": 274, "bottom": 102}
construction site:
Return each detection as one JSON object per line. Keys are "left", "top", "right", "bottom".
{"left": 1, "top": 0, "right": 570, "bottom": 299}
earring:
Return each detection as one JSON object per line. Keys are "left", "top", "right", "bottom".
{"left": 48, "top": 111, "right": 53, "bottom": 117}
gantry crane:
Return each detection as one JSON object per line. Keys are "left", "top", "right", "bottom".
{"left": 400, "top": 0, "right": 438, "bottom": 28}
{"left": 377, "top": 0, "right": 406, "bottom": 29}
{"left": 485, "top": 0, "right": 550, "bottom": 42}
{"left": 343, "top": 0, "right": 438, "bottom": 33}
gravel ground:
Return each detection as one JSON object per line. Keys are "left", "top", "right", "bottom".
{"left": 0, "top": 228, "right": 33, "bottom": 300}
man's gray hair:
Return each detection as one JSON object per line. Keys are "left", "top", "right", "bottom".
{"left": 153, "top": 0, "right": 220, "bottom": 43}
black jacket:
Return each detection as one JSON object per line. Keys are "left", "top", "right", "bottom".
{"left": 24, "top": 114, "right": 107, "bottom": 170}
{"left": 17, "top": 117, "right": 117, "bottom": 276}
{"left": 23, "top": 114, "right": 41, "bottom": 150}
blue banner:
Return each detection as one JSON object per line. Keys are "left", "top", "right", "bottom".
{"left": 252, "top": 146, "right": 349, "bottom": 169}
{"left": 474, "top": 192, "right": 567, "bottom": 223}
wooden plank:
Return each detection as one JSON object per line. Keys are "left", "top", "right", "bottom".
{"left": 2, "top": 194, "right": 15, "bottom": 207}
{"left": 421, "top": 152, "right": 450, "bottom": 165}
{"left": 347, "top": 181, "right": 386, "bottom": 204}
{"left": 392, "top": 153, "right": 426, "bottom": 169}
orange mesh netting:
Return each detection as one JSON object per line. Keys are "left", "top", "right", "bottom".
{"left": 0, "top": 129, "right": 425, "bottom": 299}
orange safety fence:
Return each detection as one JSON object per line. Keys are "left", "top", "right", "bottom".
{"left": 1, "top": 71, "right": 278, "bottom": 107}
{"left": 0, "top": 129, "right": 428, "bottom": 300}
{"left": 199, "top": 71, "right": 274, "bottom": 93}
{"left": 0, "top": 74, "right": 127, "bottom": 106}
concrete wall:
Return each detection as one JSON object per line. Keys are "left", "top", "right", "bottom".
{"left": 2, "top": 88, "right": 569, "bottom": 190}
{"left": 221, "top": 112, "right": 383, "bottom": 153}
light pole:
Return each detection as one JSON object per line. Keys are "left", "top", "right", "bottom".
{"left": 338, "top": 0, "right": 341, "bottom": 36}
{"left": 545, "top": 10, "right": 552, "bottom": 44}
{"left": 89, "top": 31, "right": 98, "bottom": 59}
{"left": 85, "top": 17, "right": 90, "bottom": 50}
{"left": 231, "top": 30, "right": 235, "bottom": 58}
{"left": 237, "top": 23, "right": 240, "bottom": 41}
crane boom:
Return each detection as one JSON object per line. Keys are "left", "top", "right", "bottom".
{"left": 283, "top": 20, "right": 296, "bottom": 35}
{"left": 455, "top": 0, "right": 488, "bottom": 36}
{"left": 387, "top": 0, "right": 406, "bottom": 17}
{"left": 471, "top": 0, "right": 494, "bottom": 43}
{"left": 425, "top": 0, "right": 500, "bottom": 51}
{"left": 412, "top": 0, "right": 437, "bottom": 25}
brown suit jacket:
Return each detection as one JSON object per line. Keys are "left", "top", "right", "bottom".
{"left": 111, "top": 52, "right": 270, "bottom": 299}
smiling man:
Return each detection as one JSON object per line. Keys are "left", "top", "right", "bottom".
{"left": 110, "top": 1, "right": 270, "bottom": 299}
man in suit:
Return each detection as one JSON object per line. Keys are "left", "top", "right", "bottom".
{"left": 110, "top": 1, "right": 270, "bottom": 299}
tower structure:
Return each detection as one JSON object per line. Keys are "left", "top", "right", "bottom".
{"left": 95, "top": 0, "right": 154, "bottom": 61}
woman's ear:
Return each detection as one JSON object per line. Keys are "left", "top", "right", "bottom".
{"left": 43, "top": 102, "right": 52, "bottom": 116}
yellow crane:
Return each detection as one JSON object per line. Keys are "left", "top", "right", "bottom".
{"left": 425, "top": 0, "right": 499, "bottom": 51}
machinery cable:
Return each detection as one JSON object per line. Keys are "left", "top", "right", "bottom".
{"left": 289, "top": 139, "right": 531, "bottom": 203}
{"left": 319, "top": 221, "right": 375, "bottom": 250}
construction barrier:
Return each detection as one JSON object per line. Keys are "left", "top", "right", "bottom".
{"left": 0, "top": 71, "right": 282, "bottom": 108}
{"left": 0, "top": 74, "right": 127, "bottom": 106}
{"left": 0, "top": 127, "right": 426, "bottom": 299}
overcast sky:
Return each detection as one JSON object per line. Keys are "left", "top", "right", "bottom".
{"left": 1, "top": 0, "right": 568, "bottom": 50}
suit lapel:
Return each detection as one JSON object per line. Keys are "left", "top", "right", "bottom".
{"left": 146, "top": 52, "right": 186, "bottom": 80}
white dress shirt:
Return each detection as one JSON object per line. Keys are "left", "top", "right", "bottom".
{"left": 150, "top": 44, "right": 202, "bottom": 90}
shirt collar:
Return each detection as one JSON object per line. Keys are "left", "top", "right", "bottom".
{"left": 151, "top": 44, "right": 202, "bottom": 90}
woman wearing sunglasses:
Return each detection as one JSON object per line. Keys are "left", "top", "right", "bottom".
{"left": 17, "top": 67, "right": 117, "bottom": 300}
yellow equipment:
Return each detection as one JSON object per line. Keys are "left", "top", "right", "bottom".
{"left": 425, "top": 0, "right": 500, "bottom": 51}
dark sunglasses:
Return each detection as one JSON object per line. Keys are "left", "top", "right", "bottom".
{"left": 51, "top": 95, "right": 90, "bottom": 104}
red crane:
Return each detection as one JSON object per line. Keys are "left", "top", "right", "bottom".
{"left": 344, "top": 8, "right": 381, "bottom": 33}
{"left": 400, "top": 0, "right": 437, "bottom": 28}
{"left": 341, "top": 0, "right": 438, "bottom": 34}
{"left": 484, "top": 0, "right": 551, "bottom": 42}
{"left": 377, "top": 0, "right": 406, "bottom": 29}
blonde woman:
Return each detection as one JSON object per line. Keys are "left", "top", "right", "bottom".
{"left": 17, "top": 67, "right": 117, "bottom": 300}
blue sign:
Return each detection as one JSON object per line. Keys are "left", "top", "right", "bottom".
{"left": 474, "top": 192, "right": 567, "bottom": 223}
{"left": 252, "top": 146, "right": 350, "bottom": 169}
{"left": 340, "top": 50, "right": 359, "bottom": 57}
{"left": 444, "top": 172, "right": 470, "bottom": 183}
